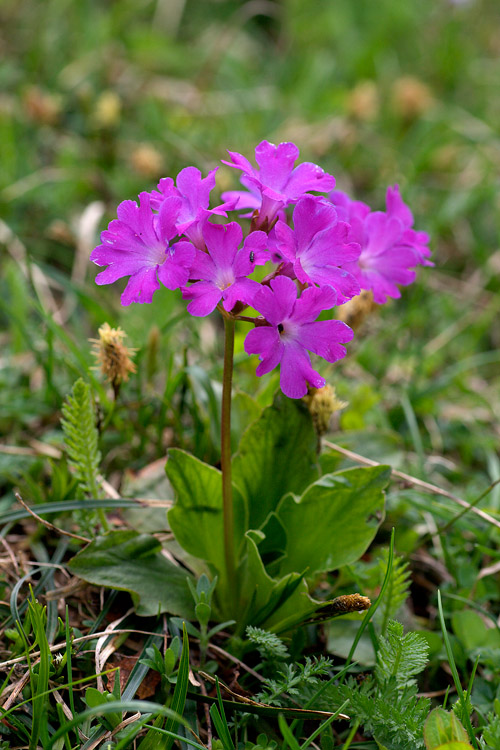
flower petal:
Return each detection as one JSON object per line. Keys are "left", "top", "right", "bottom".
{"left": 254, "top": 140, "right": 299, "bottom": 192}
{"left": 292, "top": 284, "right": 338, "bottom": 322}
{"left": 292, "top": 197, "right": 337, "bottom": 249}
{"left": 120, "top": 267, "right": 160, "bottom": 305}
{"left": 298, "top": 319, "right": 353, "bottom": 362}
{"left": 386, "top": 184, "right": 414, "bottom": 228}
{"left": 222, "top": 277, "right": 260, "bottom": 311}
{"left": 285, "top": 163, "right": 336, "bottom": 201}
{"left": 183, "top": 281, "right": 221, "bottom": 317}
{"left": 203, "top": 222, "right": 242, "bottom": 269}
{"left": 157, "top": 196, "right": 182, "bottom": 241}
{"left": 157, "top": 241, "right": 195, "bottom": 290}
{"left": 244, "top": 326, "right": 283, "bottom": 376}
{"left": 279, "top": 342, "right": 324, "bottom": 399}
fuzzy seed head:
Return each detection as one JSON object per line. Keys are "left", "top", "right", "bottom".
{"left": 335, "top": 289, "right": 378, "bottom": 329}
{"left": 303, "top": 384, "right": 347, "bottom": 436}
{"left": 331, "top": 594, "right": 371, "bottom": 614}
{"left": 90, "top": 323, "right": 136, "bottom": 390}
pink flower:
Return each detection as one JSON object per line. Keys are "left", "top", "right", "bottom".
{"left": 183, "top": 223, "right": 269, "bottom": 317}
{"left": 149, "top": 166, "right": 235, "bottom": 248}
{"left": 330, "top": 186, "right": 431, "bottom": 304}
{"left": 272, "top": 196, "right": 361, "bottom": 303}
{"left": 90, "top": 193, "right": 195, "bottom": 305}
{"left": 244, "top": 275, "right": 353, "bottom": 398}
{"left": 222, "top": 140, "right": 336, "bottom": 226}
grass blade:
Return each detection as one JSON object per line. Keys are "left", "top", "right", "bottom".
{"left": 46, "top": 700, "right": 186, "bottom": 750}
{"left": 27, "top": 590, "right": 51, "bottom": 750}
{"left": 341, "top": 528, "right": 395, "bottom": 678}
{"left": 278, "top": 714, "right": 301, "bottom": 750}
{"left": 138, "top": 622, "right": 190, "bottom": 750}
{"left": 437, "top": 590, "right": 478, "bottom": 749}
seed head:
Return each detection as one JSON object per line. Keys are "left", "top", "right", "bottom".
{"left": 90, "top": 323, "right": 136, "bottom": 396}
{"left": 330, "top": 594, "right": 371, "bottom": 614}
{"left": 391, "top": 76, "right": 434, "bottom": 119}
{"left": 335, "top": 289, "right": 378, "bottom": 330}
{"left": 303, "top": 384, "right": 347, "bottom": 436}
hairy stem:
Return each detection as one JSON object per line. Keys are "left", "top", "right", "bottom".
{"left": 221, "top": 315, "right": 236, "bottom": 597}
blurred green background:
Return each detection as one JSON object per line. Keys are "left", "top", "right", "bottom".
{"left": 1, "top": 0, "right": 499, "bottom": 505}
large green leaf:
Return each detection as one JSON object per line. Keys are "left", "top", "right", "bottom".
{"left": 232, "top": 392, "right": 319, "bottom": 530}
{"left": 166, "top": 448, "right": 248, "bottom": 573}
{"left": 237, "top": 533, "right": 316, "bottom": 634}
{"left": 68, "top": 530, "right": 195, "bottom": 618}
{"left": 276, "top": 465, "right": 390, "bottom": 577}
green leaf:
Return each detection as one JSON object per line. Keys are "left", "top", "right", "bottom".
{"left": 451, "top": 610, "right": 500, "bottom": 653}
{"left": 61, "top": 378, "right": 101, "bottom": 498}
{"left": 375, "top": 620, "right": 429, "bottom": 688}
{"left": 424, "top": 708, "right": 471, "bottom": 749}
{"left": 85, "top": 688, "right": 121, "bottom": 730}
{"left": 211, "top": 679, "right": 236, "bottom": 750}
{"left": 232, "top": 392, "right": 319, "bottom": 530}
{"left": 167, "top": 449, "right": 248, "bottom": 577}
{"left": 276, "top": 466, "right": 389, "bottom": 577}
{"left": 139, "top": 623, "right": 190, "bottom": 750}
{"left": 68, "top": 530, "right": 195, "bottom": 618}
{"left": 375, "top": 551, "right": 412, "bottom": 636}
{"left": 238, "top": 534, "right": 316, "bottom": 633}
{"left": 231, "top": 391, "right": 262, "bottom": 453}
{"left": 257, "top": 512, "right": 288, "bottom": 574}
{"left": 326, "top": 619, "right": 376, "bottom": 666}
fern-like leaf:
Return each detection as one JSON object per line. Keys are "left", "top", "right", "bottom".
{"left": 375, "top": 550, "right": 411, "bottom": 636}
{"left": 61, "top": 379, "right": 101, "bottom": 498}
{"left": 481, "top": 712, "right": 500, "bottom": 749}
{"left": 246, "top": 626, "right": 289, "bottom": 662}
{"left": 375, "top": 620, "right": 429, "bottom": 689}
{"left": 257, "top": 656, "right": 332, "bottom": 706}
{"left": 321, "top": 678, "right": 429, "bottom": 750}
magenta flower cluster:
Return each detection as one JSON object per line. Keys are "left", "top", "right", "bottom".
{"left": 91, "top": 141, "right": 430, "bottom": 398}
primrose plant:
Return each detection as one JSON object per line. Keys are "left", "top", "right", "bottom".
{"left": 89, "top": 141, "right": 431, "bottom": 631}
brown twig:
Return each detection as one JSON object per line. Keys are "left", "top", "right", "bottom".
{"left": 14, "top": 492, "right": 91, "bottom": 543}
{"left": 322, "top": 440, "right": 500, "bottom": 530}
{"left": 206, "top": 642, "right": 265, "bottom": 682}
{"left": 0, "top": 537, "right": 19, "bottom": 576}
{"left": 1, "top": 669, "right": 31, "bottom": 712}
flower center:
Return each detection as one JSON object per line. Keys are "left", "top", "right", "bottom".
{"left": 152, "top": 242, "right": 169, "bottom": 266}
{"left": 357, "top": 249, "right": 372, "bottom": 271}
{"left": 216, "top": 268, "right": 235, "bottom": 291}
{"left": 277, "top": 319, "right": 298, "bottom": 341}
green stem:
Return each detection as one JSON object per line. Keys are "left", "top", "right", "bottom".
{"left": 97, "top": 507, "right": 110, "bottom": 533}
{"left": 341, "top": 720, "right": 360, "bottom": 750}
{"left": 221, "top": 315, "right": 236, "bottom": 598}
